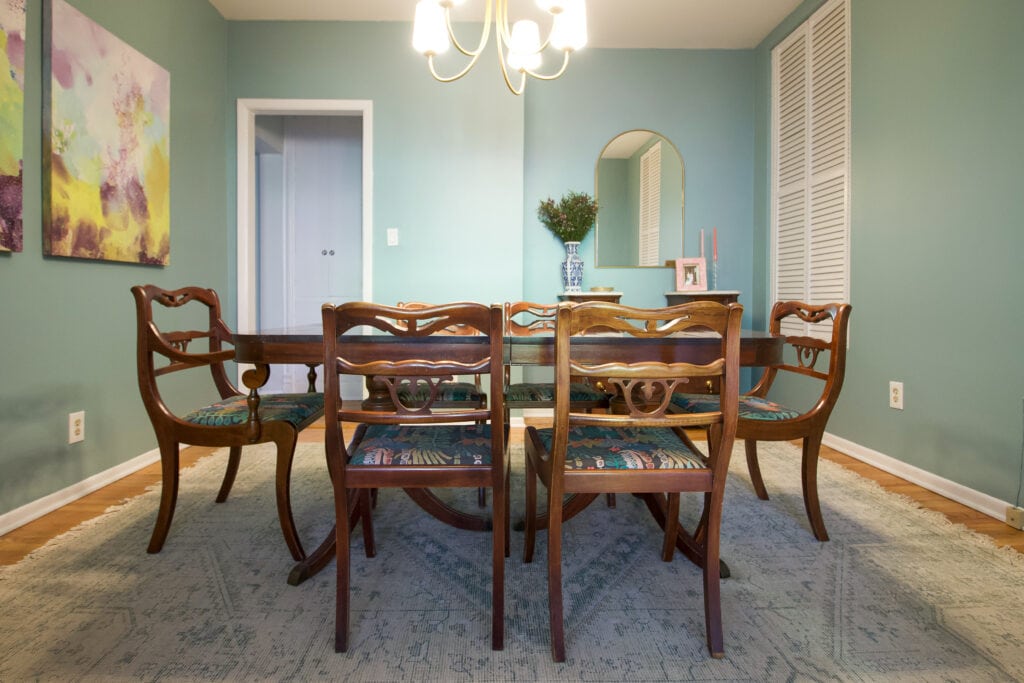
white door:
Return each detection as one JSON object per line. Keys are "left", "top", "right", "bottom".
{"left": 257, "top": 115, "right": 364, "bottom": 393}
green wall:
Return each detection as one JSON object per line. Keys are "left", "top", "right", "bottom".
{"left": 756, "top": 0, "right": 1024, "bottom": 503}
{"left": 523, "top": 49, "right": 757, "bottom": 309}
{"left": 0, "top": 0, "right": 227, "bottom": 516}
{"left": 3, "top": 0, "right": 1022, "bottom": 522}
{"left": 225, "top": 22, "right": 526, "bottom": 311}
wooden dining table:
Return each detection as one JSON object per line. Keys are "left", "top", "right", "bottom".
{"left": 233, "top": 326, "right": 784, "bottom": 585}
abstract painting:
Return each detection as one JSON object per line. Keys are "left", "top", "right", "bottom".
{"left": 43, "top": 0, "right": 170, "bottom": 264}
{"left": 0, "top": 0, "right": 25, "bottom": 253}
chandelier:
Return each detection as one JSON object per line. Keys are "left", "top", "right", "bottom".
{"left": 412, "top": 0, "right": 588, "bottom": 95}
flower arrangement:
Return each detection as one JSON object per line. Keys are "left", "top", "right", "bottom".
{"left": 537, "top": 191, "right": 599, "bottom": 243}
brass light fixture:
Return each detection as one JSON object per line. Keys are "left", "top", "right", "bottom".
{"left": 412, "top": 0, "right": 588, "bottom": 95}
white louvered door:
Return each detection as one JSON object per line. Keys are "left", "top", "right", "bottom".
{"left": 771, "top": 0, "right": 850, "bottom": 338}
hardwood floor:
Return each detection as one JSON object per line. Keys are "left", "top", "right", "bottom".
{"left": 2, "top": 425, "right": 1022, "bottom": 565}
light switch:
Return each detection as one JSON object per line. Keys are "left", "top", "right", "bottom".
{"left": 386, "top": 228, "right": 399, "bottom": 246}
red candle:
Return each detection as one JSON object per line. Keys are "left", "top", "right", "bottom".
{"left": 713, "top": 227, "right": 718, "bottom": 261}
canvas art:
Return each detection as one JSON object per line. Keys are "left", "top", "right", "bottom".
{"left": 43, "top": 0, "right": 170, "bottom": 264}
{"left": 0, "top": 0, "right": 25, "bottom": 252}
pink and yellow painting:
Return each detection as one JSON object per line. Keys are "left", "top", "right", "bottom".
{"left": 0, "top": 0, "right": 26, "bottom": 253}
{"left": 44, "top": 0, "right": 170, "bottom": 264}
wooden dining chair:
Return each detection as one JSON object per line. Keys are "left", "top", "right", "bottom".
{"left": 131, "top": 284, "right": 324, "bottom": 559}
{"left": 504, "top": 301, "right": 615, "bottom": 506}
{"left": 523, "top": 301, "right": 743, "bottom": 661}
{"left": 671, "top": 300, "right": 852, "bottom": 541}
{"left": 322, "top": 301, "right": 507, "bottom": 652}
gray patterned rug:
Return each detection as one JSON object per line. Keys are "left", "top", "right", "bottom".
{"left": 2, "top": 438, "right": 1023, "bottom": 682}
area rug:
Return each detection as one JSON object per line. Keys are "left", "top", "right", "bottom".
{"left": 1, "top": 439, "right": 1022, "bottom": 682}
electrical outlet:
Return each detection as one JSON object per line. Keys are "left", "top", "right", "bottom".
{"left": 1007, "top": 506, "right": 1024, "bottom": 530}
{"left": 68, "top": 411, "right": 85, "bottom": 444}
{"left": 889, "top": 381, "right": 904, "bottom": 410}
{"left": 386, "top": 228, "right": 399, "bottom": 246}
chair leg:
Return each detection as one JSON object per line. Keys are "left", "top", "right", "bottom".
{"left": 801, "top": 433, "right": 830, "bottom": 542}
{"left": 335, "top": 489, "right": 353, "bottom": 653}
{"left": 147, "top": 439, "right": 180, "bottom": 554}
{"left": 504, "top": 460, "right": 512, "bottom": 558}
{"left": 357, "top": 489, "right": 376, "bottom": 558}
{"left": 523, "top": 453, "right": 538, "bottom": 564}
{"left": 546, "top": 485, "right": 566, "bottom": 663}
{"left": 702, "top": 492, "right": 725, "bottom": 658}
{"left": 605, "top": 493, "right": 616, "bottom": 508}
{"left": 478, "top": 487, "right": 487, "bottom": 508}
{"left": 492, "top": 478, "right": 506, "bottom": 650}
{"left": 744, "top": 439, "right": 770, "bottom": 500}
{"left": 215, "top": 446, "right": 242, "bottom": 503}
{"left": 273, "top": 431, "right": 306, "bottom": 561}
{"left": 661, "top": 493, "right": 680, "bottom": 562}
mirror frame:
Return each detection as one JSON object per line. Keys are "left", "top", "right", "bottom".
{"left": 594, "top": 129, "right": 684, "bottom": 268}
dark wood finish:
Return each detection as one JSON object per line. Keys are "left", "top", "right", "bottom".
{"left": 505, "top": 301, "right": 613, "bottom": 506}
{"left": 233, "top": 327, "right": 783, "bottom": 369}
{"left": 734, "top": 301, "right": 852, "bottom": 542}
{"left": 130, "top": 285, "right": 323, "bottom": 560}
{"left": 321, "top": 302, "right": 507, "bottom": 652}
{"left": 557, "top": 291, "right": 622, "bottom": 303}
{"left": 664, "top": 290, "right": 741, "bottom": 306}
{"left": 522, "top": 301, "right": 743, "bottom": 661}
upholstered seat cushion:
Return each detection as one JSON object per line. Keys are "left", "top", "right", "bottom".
{"left": 350, "top": 424, "right": 494, "bottom": 466}
{"left": 506, "top": 382, "right": 608, "bottom": 405}
{"left": 396, "top": 381, "right": 485, "bottom": 405}
{"left": 184, "top": 392, "right": 324, "bottom": 427}
{"left": 534, "top": 426, "right": 704, "bottom": 470}
{"left": 670, "top": 393, "right": 803, "bottom": 421}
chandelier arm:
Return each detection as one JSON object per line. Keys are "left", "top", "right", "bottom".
{"left": 427, "top": 52, "right": 486, "bottom": 84}
{"left": 495, "top": 0, "right": 512, "bottom": 47}
{"left": 523, "top": 49, "right": 572, "bottom": 81}
{"left": 445, "top": 1, "right": 493, "bottom": 57}
{"left": 496, "top": 35, "right": 527, "bottom": 95}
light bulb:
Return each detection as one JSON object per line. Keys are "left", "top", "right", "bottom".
{"left": 412, "top": 0, "right": 450, "bottom": 56}
{"left": 507, "top": 20, "right": 542, "bottom": 71}
{"left": 550, "top": 0, "right": 587, "bottom": 51}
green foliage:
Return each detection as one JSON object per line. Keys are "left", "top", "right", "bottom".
{"left": 537, "top": 191, "right": 598, "bottom": 243}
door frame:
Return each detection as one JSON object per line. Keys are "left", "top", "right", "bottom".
{"left": 235, "top": 98, "right": 373, "bottom": 338}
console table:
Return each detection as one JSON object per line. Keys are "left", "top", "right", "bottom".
{"left": 557, "top": 291, "right": 622, "bottom": 303}
{"left": 664, "top": 290, "right": 740, "bottom": 306}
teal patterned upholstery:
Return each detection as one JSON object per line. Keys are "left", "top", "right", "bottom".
{"left": 350, "top": 424, "right": 493, "bottom": 466}
{"left": 671, "top": 393, "right": 803, "bottom": 421}
{"left": 506, "top": 382, "right": 608, "bottom": 404}
{"left": 184, "top": 393, "right": 325, "bottom": 427}
{"left": 397, "top": 381, "right": 485, "bottom": 405}
{"left": 535, "top": 426, "right": 704, "bottom": 470}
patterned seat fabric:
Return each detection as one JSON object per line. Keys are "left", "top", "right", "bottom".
{"left": 396, "top": 381, "right": 484, "bottom": 405}
{"left": 535, "top": 426, "right": 704, "bottom": 470}
{"left": 184, "top": 393, "right": 325, "bottom": 427}
{"left": 506, "top": 382, "right": 607, "bottom": 404}
{"left": 351, "top": 424, "right": 494, "bottom": 466}
{"left": 670, "top": 393, "right": 803, "bottom": 421}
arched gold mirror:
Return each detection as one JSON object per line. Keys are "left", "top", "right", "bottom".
{"left": 594, "top": 130, "right": 684, "bottom": 267}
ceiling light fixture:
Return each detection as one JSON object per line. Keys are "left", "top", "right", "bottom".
{"left": 412, "top": 0, "right": 588, "bottom": 96}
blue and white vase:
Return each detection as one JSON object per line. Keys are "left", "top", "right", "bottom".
{"left": 561, "top": 241, "right": 584, "bottom": 293}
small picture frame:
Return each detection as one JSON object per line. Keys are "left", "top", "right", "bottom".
{"left": 675, "top": 257, "right": 708, "bottom": 292}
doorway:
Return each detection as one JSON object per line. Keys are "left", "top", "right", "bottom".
{"left": 236, "top": 99, "right": 373, "bottom": 392}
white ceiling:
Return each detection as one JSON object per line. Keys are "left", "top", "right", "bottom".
{"left": 207, "top": 0, "right": 802, "bottom": 49}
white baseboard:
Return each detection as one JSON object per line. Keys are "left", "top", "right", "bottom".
{"left": 822, "top": 432, "right": 1009, "bottom": 521}
{"left": 0, "top": 448, "right": 161, "bottom": 537}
